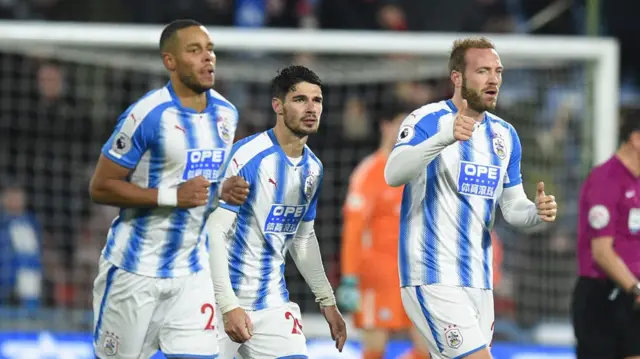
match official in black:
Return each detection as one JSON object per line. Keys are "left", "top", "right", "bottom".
{"left": 572, "top": 114, "right": 640, "bottom": 359}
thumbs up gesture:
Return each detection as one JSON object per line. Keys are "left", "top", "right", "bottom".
{"left": 535, "top": 182, "right": 557, "bottom": 222}
{"left": 453, "top": 99, "right": 476, "bottom": 141}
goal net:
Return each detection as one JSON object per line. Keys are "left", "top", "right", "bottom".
{"left": 0, "top": 21, "right": 619, "bottom": 340}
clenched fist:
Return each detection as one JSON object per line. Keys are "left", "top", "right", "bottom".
{"left": 177, "top": 176, "right": 210, "bottom": 208}
{"left": 221, "top": 176, "right": 250, "bottom": 206}
{"left": 453, "top": 99, "right": 476, "bottom": 141}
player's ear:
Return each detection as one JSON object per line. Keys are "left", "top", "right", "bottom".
{"left": 272, "top": 97, "right": 283, "bottom": 116}
{"left": 162, "top": 52, "right": 177, "bottom": 72}
{"left": 631, "top": 132, "right": 640, "bottom": 151}
{"left": 451, "top": 70, "right": 463, "bottom": 88}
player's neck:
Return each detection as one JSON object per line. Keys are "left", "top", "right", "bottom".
{"left": 171, "top": 79, "right": 208, "bottom": 112}
{"left": 379, "top": 139, "right": 395, "bottom": 156}
{"left": 273, "top": 124, "right": 307, "bottom": 158}
{"left": 616, "top": 145, "right": 640, "bottom": 177}
{"left": 451, "top": 95, "right": 484, "bottom": 122}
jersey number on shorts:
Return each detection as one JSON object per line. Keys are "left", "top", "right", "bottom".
{"left": 285, "top": 311, "right": 303, "bottom": 335}
{"left": 201, "top": 303, "right": 215, "bottom": 330}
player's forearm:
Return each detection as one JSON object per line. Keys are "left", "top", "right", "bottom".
{"left": 291, "top": 221, "right": 336, "bottom": 307}
{"left": 499, "top": 184, "right": 542, "bottom": 228}
{"left": 89, "top": 178, "right": 160, "bottom": 208}
{"left": 593, "top": 248, "right": 639, "bottom": 292}
{"left": 206, "top": 207, "right": 240, "bottom": 314}
{"left": 384, "top": 127, "right": 456, "bottom": 187}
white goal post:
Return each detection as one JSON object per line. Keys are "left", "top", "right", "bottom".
{"left": 0, "top": 20, "right": 620, "bottom": 165}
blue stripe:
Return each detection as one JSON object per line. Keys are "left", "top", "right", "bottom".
{"left": 165, "top": 354, "right": 219, "bottom": 359}
{"left": 399, "top": 183, "right": 412, "bottom": 286}
{"left": 482, "top": 120, "right": 501, "bottom": 289}
{"left": 278, "top": 262, "right": 289, "bottom": 302}
{"left": 453, "top": 344, "right": 486, "bottom": 359}
{"left": 121, "top": 104, "right": 170, "bottom": 273}
{"left": 103, "top": 214, "right": 123, "bottom": 260}
{"left": 157, "top": 112, "right": 197, "bottom": 277}
{"left": 190, "top": 109, "right": 224, "bottom": 273}
{"left": 229, "top": 148, "right": 276, "bottom": 293}
{"left": 276, "top": 356, "right": 308, "bottom": 359}
{"left": 93, "top": 265, "right": 118, "bottom": 343}
{"left": 424, "top": 159, "right": 440, "bottom": 284}
{"left": 217, "top": 132, "right": 261, "bottom": 180}
{"left": 457, "top": 141, "right": 474, "bottom": 287}
{"left": 415, "top": 286, "right": 444, "bottom": 353}
{"left": 254, "top": 152, "right": 286, "bottom": 310}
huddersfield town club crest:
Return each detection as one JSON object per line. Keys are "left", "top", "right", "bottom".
{"left": 103, "top": 331, "right": 119, "bottom": 356}
{"left": 304, "top": 175, "right": 316, "bottom": 201}
{"left": 216, "top": 108, "right": 235, "bottom": 143}
{"left": 444, "top": 325, "right": 463, "bottom": 349}
{"left": 492, "top": 132, "right": 507, "bottom": 160}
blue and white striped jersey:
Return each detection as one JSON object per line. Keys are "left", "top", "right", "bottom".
{"left": 396, "top": 99, "right": 522, "bottom": 290}
{"left": 219, "top": 129, "right": 323, "bottom": 311}
{"left": 100, "top": 81, "right": 239, "bottom": 278}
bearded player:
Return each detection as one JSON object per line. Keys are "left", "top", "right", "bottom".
{"left": 384, "top": 37, "right": 558, "bottom": 358}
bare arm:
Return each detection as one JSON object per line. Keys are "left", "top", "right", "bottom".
{"left": 89, "top": 155, "right": 160, "bottom": 207}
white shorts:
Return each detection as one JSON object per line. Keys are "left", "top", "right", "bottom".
{"left": 401, "top": 284, "right": 494, "bottom": 359}
{"left": 92, "top": 258, "right": 218, "bottom": 359}
{"left": 217, "top": 302, "right": 307, "bottom": 359}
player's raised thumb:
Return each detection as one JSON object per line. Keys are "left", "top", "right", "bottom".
{"left": 537, "top": 182, "right": 545, "bottom": 196}
{"left": 460, "top": 99, "right": 468, "bottom": 114}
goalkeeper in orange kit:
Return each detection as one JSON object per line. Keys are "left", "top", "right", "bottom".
{"left": 337, "top": 106, "right": 431, "bottom": 359}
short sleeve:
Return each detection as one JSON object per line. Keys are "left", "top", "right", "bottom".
{"left": 584, "top": 175, "right": 619, "bottom": 238}
{"left": 394, "top": 108, "right": 451, "bottom": 148}
{"left": 217, "top": 143, "right": 260, "bottom": 213}
{"left": 503, "top": 126, "right": 523, "bottom": 188}
{"left": 303, "top": 170, "right": 323, "bottom": 222}
{"left": 101, "top": 110, "right": 157, "bottom": 169}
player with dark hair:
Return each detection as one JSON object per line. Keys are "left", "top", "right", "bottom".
{"left": 90, "top": 19, "right": 249, "bottom": 359}
{"left": 207, "top": 65, "right": 347, "bottom": 359}
{"left": 572, "top": 113, "right": 640, "bottom": 359}
{"left": 338, "top": 105, "right": 431, "bottom": 359}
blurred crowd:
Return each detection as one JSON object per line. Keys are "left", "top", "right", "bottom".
{"left": 0, "top": 0, "right": 639, "bottom": 336}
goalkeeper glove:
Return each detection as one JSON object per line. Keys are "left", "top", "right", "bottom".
{"left": 336, "top": 275, "right": 360, "bottom": 313}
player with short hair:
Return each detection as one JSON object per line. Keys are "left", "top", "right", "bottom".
{"left": 572, "top": 112, "right": 640, "bottom": 359}
{"left": 89, "top": 19, "right": 249, "bottom": 359}
{"left": 206, "top": 65, "right": 347, "bottom": 359}
{"left": 384, "top": 37, "right": 558, "bottom": 359}
{"left": 337, "top": 105, "right": 431, "bottom": 359}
